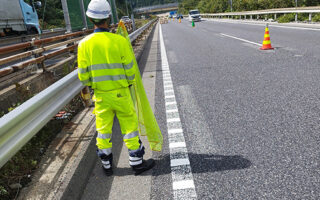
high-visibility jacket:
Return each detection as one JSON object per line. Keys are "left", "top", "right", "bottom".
{"left": 77, "top": 31, "right": 135, "bottom": 91}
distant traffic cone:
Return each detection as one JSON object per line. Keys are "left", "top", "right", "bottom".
{"left": 179, "top": 18, "right": 181, "bottom": 23}
{"left": 260, "top": 24, "right": 274, "bottom": 50}
{"left": 192, "top": 20, "right": 195, "bottom": 27}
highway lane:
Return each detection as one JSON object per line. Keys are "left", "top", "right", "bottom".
{"left": 153, "top": 19, "right": 320, "bottom": 199}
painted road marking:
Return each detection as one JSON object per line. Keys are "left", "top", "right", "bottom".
{"left": 165, "top": 95, "right": 176, "bottom": 99}
{"left": 168, "top": 129, "right": 183, "bottom": 134}
{"left": 160, "top": 24, "right": 198, "bottom": 199}
{"left": 166, "top": 102, "right": 177, "bottom": 106}
{"left": 220, "top": 33, "right": 261, "bottom": 46}
{"left": 207, "top": 19, "right": 320, "bottom": 31}
{"left": 167, "top": 118, "right": 181, "bottom": 123}
{"left": 170, "top": 158, "right": 190, "bottom": 167}
{"left": 166, "top": 109, "right": 179, "bottom": 113}
{"left": 172, "top": 180, "right": 195, "bottom": 190}
{"left": 169, "top": 142, "right": 187, "bottom": 149}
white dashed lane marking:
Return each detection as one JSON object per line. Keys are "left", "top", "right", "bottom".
{"left": 159, "top": 24, "right": 198, "bottom": 200}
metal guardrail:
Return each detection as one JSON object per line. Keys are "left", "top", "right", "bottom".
{"left": 130, "top": 19, "right": 156, "bottom": 42}
{"left": 0, "top": 19, "right": 157, "bottom": 168}
{"left": 0, "top": 28, "right": 66, "bottom": 47}
{"left": 0, "top": 22, "right": 133, "bottom": 78}
{"left": 201, "top": 6, "right": 320, "bottom": 21}
{"left": 134, "top": 3, "right": 178, "bottom": 13}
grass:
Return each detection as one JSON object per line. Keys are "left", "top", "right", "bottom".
{"left": 134, "top": 19, "right": 150, "bottom": 29}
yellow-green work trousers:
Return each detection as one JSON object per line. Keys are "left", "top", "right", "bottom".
{"left": 94, "top": 87, "right": 144, "bottom": 167}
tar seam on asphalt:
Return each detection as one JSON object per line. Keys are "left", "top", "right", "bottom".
{"left": 159, "top": 24, "right": 198, "bottom": 199}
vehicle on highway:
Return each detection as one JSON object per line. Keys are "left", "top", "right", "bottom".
{"left": 169, "top": 11, "right": 177, "bottom": 19}
{"left": 0, "top": 0, "right": 42, "bottom": 36}
{"left": 188, "top": 9, "right": 201, "bottom": 22}
{"left": 121, "top": 16, "right": 132, "bottom": 23}
{"left": 176, "top": 14, "right": 183, "bottom": 19}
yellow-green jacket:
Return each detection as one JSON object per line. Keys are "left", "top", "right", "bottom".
{"left": 77, "top": 31, "right": 135, "bottom": 91}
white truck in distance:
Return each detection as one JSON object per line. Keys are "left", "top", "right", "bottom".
{"left": 188, "top": 9, "right": 201, "bottom": 22}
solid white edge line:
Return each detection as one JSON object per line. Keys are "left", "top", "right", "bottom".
{"left": 166, "top": 109, "right": 179, "bottom": 113}
{"left": 167, "top": 118, "right": 181, "bottom": 123}
{"left": 220, "top": 33, "right": 261, "bottom": 46}
{"left": 168, "top": 129, "right": 183, "bottom": 134}
{"left": 160, "top": 24, "right": 197, "bottom": 199}
{"left": 169, "top": 142, "right": 186, "bottom": 148}
{"left": 166, "top": 102, "right": 177, "bottom": 106}
{"left": 165, "top": 95, "right": 175, "bottom": 99}
{"left": 172, "top": 180, "right": 195, "bottom": 190}
{"left": 171, "top": 158, "right": 190, "bottom": 167}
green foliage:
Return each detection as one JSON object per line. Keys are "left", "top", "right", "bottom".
{"left": 179, "top": 0, "right": 320, "bottom": 14}
{"left": 277, "top": 13, "right": 309, "bottom": 23}
{"left": 277, "top": 13, "right": 296, "bottom": 23}
{"left": 0, "top": 186, "right": 8, "bottom": 197}
{"left": 37, "top": 0, "right": 64, "bottom": 29}
{"left": 313, "top": 13, "right": 320, "bottom": 22}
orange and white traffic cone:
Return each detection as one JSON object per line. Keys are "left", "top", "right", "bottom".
{"left": 260, "top": 24, "right": 274, "bottom": 50}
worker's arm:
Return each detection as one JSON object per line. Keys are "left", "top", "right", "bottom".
{"left": 122, "top": 40, "right": 136, "bottom": 85}
{"left": 77, "top": 42, "right": 91, "bottom": 86}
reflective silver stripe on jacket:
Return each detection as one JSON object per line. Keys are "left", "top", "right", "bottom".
{"left": 90, "top": 63, "right": 123, "bottom": 71}
{"left": 123, "top": 131, "right": 139, "bottom": 140}
{"left": 78, "top": 61, "right": 134, "bottom": 74}
{"left": 97, "top": 132, "right": 112, "bottom": 139}
{"left": 92, "top": 74, "right": 127, "bottom": 82}
{"left": 127, "top": 74, "right": 135, "bottom": 80}
{"left": 123, "top": 61, "right": 134, "bottom": 70}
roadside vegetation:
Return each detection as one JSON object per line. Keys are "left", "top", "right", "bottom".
{"left": 179, "top": 0, "right": 320, "bottom": 23}
{"left": 0, "top": 95, "right": 84, "bottom": 200}
{"left": 179, "top": 0, "right": 320, "bottom": 14}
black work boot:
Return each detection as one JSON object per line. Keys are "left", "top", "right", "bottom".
{"left": 131, "top": 159, "right": 155, "bottom": 175}
{"left": 100, "top": 153, "right": 113, "bottom": 176}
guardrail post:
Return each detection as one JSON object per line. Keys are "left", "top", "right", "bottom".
{"left": 250, "top": 15, "right": 253, "bottom": 20}
{"left": 274, "top": 14, "right": 277, "bottom": 20}
{"left": 131, "top": 14, "right": 136, "bottom": 31}
{"left": 38, "top": 44, "right": 46, "bottom": 72}
{"left": 79, "top": 0, "right": 88, "bottom": 29}
{"left": 309, "top": 13, "right": 312, "bottom": 22}
{"left": 295, "top": 13, "right": 298, "bottom": 22}
{"left": 61, "top": 0, "right": 72, "bottom": 33}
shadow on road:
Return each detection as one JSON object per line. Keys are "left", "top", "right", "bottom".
{"left": 112, "top": 153, "right": 251, "bottom": 176}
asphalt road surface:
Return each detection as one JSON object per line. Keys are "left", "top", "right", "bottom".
{"left": 81, "top": 19, "right": 320, "bottom": 199}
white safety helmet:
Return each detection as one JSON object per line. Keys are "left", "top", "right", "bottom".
{"left": 86, "top": 0, "right": 111, "bottom": 19}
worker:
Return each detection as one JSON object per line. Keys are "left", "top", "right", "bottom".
{"left": 77, "top": 0, "right": 155, "bottom": 176}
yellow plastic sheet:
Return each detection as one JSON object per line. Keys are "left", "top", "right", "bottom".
{"left": 117, "top": 21, "right": 163, "bottom": 152}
